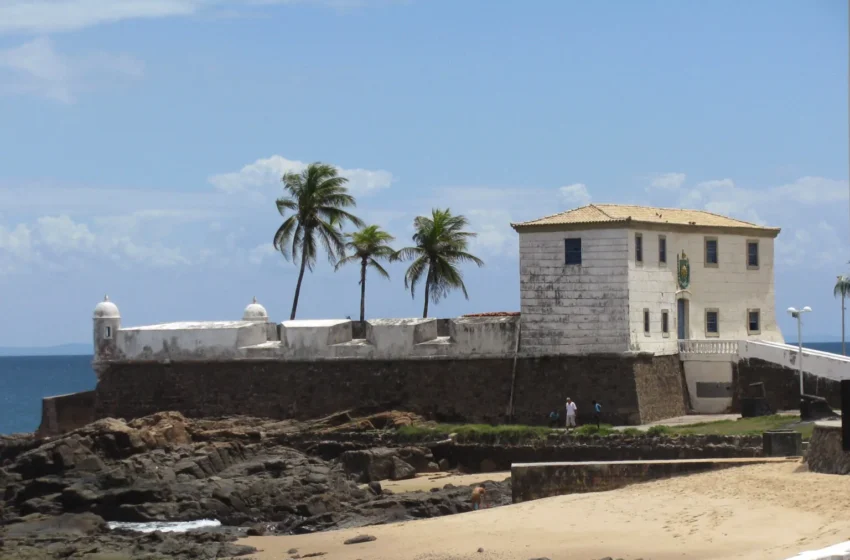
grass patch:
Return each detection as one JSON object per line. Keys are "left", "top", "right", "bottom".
{"left": 396, "top": 423, "right": 554, "bottom": 444}
{"left": 659, "top": 415, "right": 813, "bottom": 440}
{"left": 572, "top": 424, "right": 616, "bottom": 437}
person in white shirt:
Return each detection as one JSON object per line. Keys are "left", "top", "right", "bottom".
{"left": 565, "top": 397, "right": 577, "bottom": 429}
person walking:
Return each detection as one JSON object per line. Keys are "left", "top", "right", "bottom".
{"left": 592, "top": 400, "right": 602, "bottom": 428}
{"left": 565, "top": 397, "right": 577, "bottom": 430}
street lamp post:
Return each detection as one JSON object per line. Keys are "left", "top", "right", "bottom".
{"left": 787, "top": 306, "right": 812, "bottom": 410}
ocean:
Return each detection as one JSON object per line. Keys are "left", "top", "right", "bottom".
{"left": 0, "top": 355, "right": 97, "bottom": 435}
{"left": 0, "top": 342, "right": 847, "bottom": 435}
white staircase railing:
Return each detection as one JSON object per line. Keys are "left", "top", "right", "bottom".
{"left": 678, "top": 339, "right": 739, "bottom": 355}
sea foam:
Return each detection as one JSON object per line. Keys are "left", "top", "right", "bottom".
{"left": 107, "top": 519, "right": 222, "bottom": 533}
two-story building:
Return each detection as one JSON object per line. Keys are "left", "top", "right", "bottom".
{"left": 511, "top": 203, "right": 784, "bottom": 356}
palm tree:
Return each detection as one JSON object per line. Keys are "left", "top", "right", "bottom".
{"left": 393, "top": 208, "right": 484, "bottom": 318}
{"left": 834, "top": 275, "right": 850, "bottom": 355}
{"left": 273, "top": 163, "right": 364, "bottom": 320}
{"left": 334, "top": 225, "right": 396, "bottom": 322}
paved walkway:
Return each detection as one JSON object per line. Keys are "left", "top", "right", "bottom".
{"left": 612, "top": 410, "right": 799, "bottom": 431}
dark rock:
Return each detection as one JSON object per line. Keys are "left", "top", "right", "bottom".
{"left": 477, "top": 547, "right": 484, "bottom": 552}
{"left": 344, "top": 534, "right": 377, "bottom": 545}
{"left": 438, "top": 458, "right": 450, "bottom": 471}
{"left": 390, "top": 457, "right": 416, "bottom": 480}
{"left": 288, "top": 548, "right": 298, "bottom": 554}
{"left": 302, "top": 553, "right": 327, "bottom": 558}
{"left": 528, "top": 558, "right": 551, "bottom": 560}
{"left": 246, "top": 523, "right": 267, "bottom": 536}
{"left": 368, "top": 481, "right": 383, "bottom": 495}
{"left": 480, "top": 458, "right": 499, "bottom": 473}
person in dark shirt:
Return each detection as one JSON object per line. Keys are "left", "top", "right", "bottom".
{"left": 548, "top": 410, "right": 560, "bottom": 428}
{"left": 592, "top": 400, "right": 602, "bottom": 428}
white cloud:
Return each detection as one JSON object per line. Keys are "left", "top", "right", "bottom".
{"left": 558, "top": 183, "right": 591, "bottom": 207}
{"left": 209, "top": 155, "right": 394, "bottom": 196}
{"left": 0, "top": 0, "right": 397, "bottom": 35}
{"left": 36, "top": 215, "right": 96, "bottom": 251}
{"left": 649, "top": 172, "right": 686, "bottom": 190}
{"left": 0, "top": 37, "right": 143, "bottom": 102}
{"left": 248, "top": 243, "right": 278, "bottom": 265}
{"left": 774, "top": 177, "right": 849, "bottom": 205}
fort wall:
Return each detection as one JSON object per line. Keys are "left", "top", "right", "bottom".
{"left": 93, "top": 354, "right": 683, "bottom": 427}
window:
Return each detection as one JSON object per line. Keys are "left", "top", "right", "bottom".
{"left": 105, "top": 326, "right": 112, "bottom": 339}
{"left": 564, "top": 238, "right": 582, "bottom": 265}
{"left": 643, "top": 309, "right": 650, "bottom": 335}
{"left": 635, "top": 233, "right": 643, "bottom": 264}
{"left": 748, "top": 309, "right": 761, "bottom": 335}
{"left": 661, "top": 310, "right": 670, "bottom": 337}
{"left": 705, "top": 309, "right": 719, "bottom": 337}
{"left": 747, "top": 240, "right": 759, "bottom": 269}
{"left": 658, "top": 235, "right": 667, "bottom": 265}
{"left": 704, "top": 237, "right": 718, "bottom": 267}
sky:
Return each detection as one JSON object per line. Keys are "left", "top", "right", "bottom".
{"left": 0, "top": 0, "right": 847, "bottom": 347}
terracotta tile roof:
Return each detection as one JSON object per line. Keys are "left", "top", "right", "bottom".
{"left": 511, "top": 204, "right": 780, "bottom": 233}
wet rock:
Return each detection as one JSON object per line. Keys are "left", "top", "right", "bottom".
{"left": 438, "top": 458, "right": 450, "bottom": 471}
{"left": 480, "top": 458, "right": 499, "bottom": 473}
{"left": 368, "top": 481, "right": 383, "bottom": 495}
{"left": 344, "top": 534, "right": 377, "bottom": 545}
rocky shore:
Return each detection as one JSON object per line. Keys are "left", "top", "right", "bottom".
{"left": 0, "top": 411, "right": 511, "bottom": 559}
{"left": 0, "top": 410, "right": 766, "bottom": 559}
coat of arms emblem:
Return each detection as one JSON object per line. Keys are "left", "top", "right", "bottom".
{"left": 677, "top": 251, "right": 690, "bottom": 289}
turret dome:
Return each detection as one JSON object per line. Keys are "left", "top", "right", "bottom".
{"left": 93, "top": 295, "right": 120, "bottom": 319}
{"left": 243, "top": 297, "right": 268, "bottom": 322}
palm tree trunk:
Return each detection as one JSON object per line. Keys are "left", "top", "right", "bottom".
{"left": 290, "top": 251, "right": 308, "bottom": 320}
{"left": 422, "top": 270, "right": 431, "bottom": 319}
{"left": 843, "top": 293, "right": 846, "bottom": 356}
{"left": 360, "top": 258, "right": 367, "bottom": 323}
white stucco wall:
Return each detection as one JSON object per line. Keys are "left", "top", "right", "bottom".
{"left": 117, "top": 321, "right": 268, "bottom": 361}
{"left": 626, "top": 228, "right": 783, "bottom": 354}
{"left": 680, "top": 353, "right": 735, "bottom": 413}
{"left": 740, "top": 340, "right": 850, "bottom": 382}
{"left": 101, "top": 316, "right": 521, "bottom": 363}
{"left": 518, "top": 228, "right": 630, "bottom": 355}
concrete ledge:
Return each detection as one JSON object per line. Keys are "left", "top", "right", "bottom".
{"left": 37, "top": 391, "right": 96, "bottom": 436}
{"left": 281, "top": 319, "right": 352, "bottom": 357}
{"left": 806, "top": 421, "right": 849, "bottom": 475}
{"left": 511, "top": 457, "right": 798, "bottom": 503}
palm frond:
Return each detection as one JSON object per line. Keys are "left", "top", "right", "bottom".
{"left": 368, "top": 258, "right": 391, "bottom": 280}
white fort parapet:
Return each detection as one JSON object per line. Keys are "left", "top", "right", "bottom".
{"left": 365, "top": 318, "right": 438, "bottom": 352}
{"left": 91, "top": 295, "right": 522, "bottom": 365}
{"left": 280, "top": 319, "right": 353, "bottom": 359}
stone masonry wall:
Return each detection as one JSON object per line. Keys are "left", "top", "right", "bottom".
{"left": 732, "top": 358, "right": 842, "bottom": 412}
{"left": 93, "top": 355, "right": 687, "bottom": 427}
{"left": 634, "top": 354, "right": 689, "bottom": 423}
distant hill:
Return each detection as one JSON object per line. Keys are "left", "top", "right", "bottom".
{"left": 0, "top": 343, "right": 93, "bottom": 357}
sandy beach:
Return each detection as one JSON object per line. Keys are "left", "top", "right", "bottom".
{"left": 240, "top": 461, "right": 850, "bottom": 560}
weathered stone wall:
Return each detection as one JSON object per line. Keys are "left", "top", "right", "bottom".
{"left": 633, "top": 354, "right": 688, "bottom": 423}
{"left": 93, "top": 355, "right": 687, "bottom": 427}
{"left": 806, "top": 423, "right": 850, "bottom": 475}
{"left": 37, "top": 391, "right": 96, "bottom": 436}
{"left": 732, "top": 358, "right": 842, "bottom": 412}
{"left": 511, "top": 457, "right": 793, "bottom": 503}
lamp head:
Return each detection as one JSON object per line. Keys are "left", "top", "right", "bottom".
{"left": 787, "top": 307, "right": 797, "bottom": 314}
{"left": 802, "top": 306, "right": 812, "bottom": 313}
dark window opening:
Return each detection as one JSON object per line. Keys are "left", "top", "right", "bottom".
{"left": 659, "top": 236, "right": 667, "bottom": 264}
{"left": 662, "top": 311, "right": 669, "bottom": 334}
{"left": 747, "top": 242, "right": 759, "bottom": 267}
{"left": 748, "top": 310, "right": 760, "bottom": 333}
{"left": 706, "top": 311, "right": 719, "bottom": 334}
{"left": 643, "top": 309, "right": 650, "bottom": 334}
{"left": 635, "top": 234, "right": 643, "bottom": 263}
{"left": 105, "top": 326, "right": 112, "bottom": 339}
{"left": 705, "top": 239, "right": 718, "bottom": 265}
{"left": 565, "top": 238, "right": 582, "bottom": 265}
